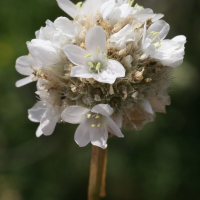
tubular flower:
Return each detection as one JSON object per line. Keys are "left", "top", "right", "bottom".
{"left": 16, "top": 0, "right": 186, "bottom": 148}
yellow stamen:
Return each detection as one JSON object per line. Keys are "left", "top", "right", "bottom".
{"left": 104, "top": 120, "right": 108, "bottom": 127}
{"left": 95, "top": 115, "right": 100, "bottom": 119}
{"left": 76, "top": 2, "right": 82, "bottom": 10}
{"left": 156, "top": 44, "right": 162, "bottom": 49}
{"left": 134, "top": 3, "right": 138, "bottom": 8}
{"left": 139, "top": 6, "right": 143, "bottom": 11}
{"left": 87, "top": 114, "right": 91, "bottom": 118}
{"left": 158, "top": 37, "right": 161, "bottom": 44}
{"left": 88, "top": 62, "right": 94, "bottom": 68}
{"left": 97, "top": 123, "right": 101, "bottom": 127}
{"left": 97, "top": 47, "right": 100, "bottom": 53}
{"left": 104, "top": 53, "right": 108, "bottom": 60}
{"left": 91, "top": 124, "right": 95, "bottom": 127}
{"left": 150, "top": 31, "right": 160, "bottom": 36}
{"left": 85, "top": 54, "right": 92, "bottom": 58}
{"left": 128, "top": 0, "right": 134, "bottom": 6}
{"left": 151, "top": 40, "right": 156, "bottom": 44}
{"left": 96, "top": 62, "right": 101, "bottom": 70}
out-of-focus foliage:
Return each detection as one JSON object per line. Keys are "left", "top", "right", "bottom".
{"left": 0, "top": 0, "right": 199, "bottom": 199}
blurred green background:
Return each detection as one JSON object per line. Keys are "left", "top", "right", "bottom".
{"left": 0, "top": 0, "right": 199, "bottom": 199}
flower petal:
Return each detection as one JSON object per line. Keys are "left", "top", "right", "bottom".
{"left": 119, "top": 4, "right": 133, "bottom": 18}
{"left": 147, "top": 20, "right": 170, "bottom": 41}
{"left": 100, "top": 1, "right": 115, "bottom": 19}
{"left": 70, "top": 65, "right": 93, "bottom": 78}
{"left": 92, "top": 104, "right": 113, "bottom": 117}
{"left": 15, "top": 55, "right": 39, "bottom": 76}
{"left": 93, "top": 59, "right": 125, "bottom": 84}
{"left": 54, "top": 17, "right": 75, "bottom": 37}
{"left": 81, "top": 0, "right": 107, "bottom": 17}
{"left": 152, "top": 14, "right": 164, "bottom": 22}
{"left": 85, "top": 26, "right": 107, "bottom": 55}
{"left": 105, "top": 7, "right": 121, "bottom": 25}
{"left": 39, "top": 108, "right": 59, "bottom": 136}
{"left": 110, "top": 24, "right": 135, "bottom": 49}
{"left": 56, "top": 0, "right": 79, "bottom": 18}
{"left": 143, "top": 38, "right": 156, "bottom": 56}
{"left": 172, "top": 35, "right": 186, "bottom": 47}
{"left": 27, "top": 39, "right": 61, "bottom": 67}
{"left": 74, "top": 120, "right": 91, "bottom": 147}
{"left": 106, "top": 116, "right": 124, "bottom": 137}
{"left": 36, "top": 20, "right": 56, "bottom": 40}
{"left": 90, "top": 122, "right": 108, "bottom": 149}
{"left": 36, "top": 124, "right": 43, "bottom": 137}
{"left": 63, "top": 44, "right": 88, "bottom": 65}
{"left": 28, "top": 101, "right": 47, "bottom": 122}
{"left": 15, "top": 75, "right": 34, "bottom": 87}
{"left": 61, "top": 106, "right": 90, "bottom": 124}
{"left": 93, "top": 70, "right": 116, "bottom": 84}
{"left": 107, "top": 59, "right": 125, "bottom": 77}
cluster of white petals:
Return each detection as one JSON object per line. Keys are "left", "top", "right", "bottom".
{"left": 16, "top": 0, "right": 186, "bottom": 149}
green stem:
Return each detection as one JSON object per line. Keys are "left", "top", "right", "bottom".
{"left": 88, "top": 145, "right": 108, "bottom": 200}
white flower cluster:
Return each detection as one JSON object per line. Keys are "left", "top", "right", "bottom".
{"left": 16, "top": 0, "right": 186, "bottom": 149}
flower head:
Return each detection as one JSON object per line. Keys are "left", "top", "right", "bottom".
{"left": 16, "top": 0, "right": 186, "bottom": 148}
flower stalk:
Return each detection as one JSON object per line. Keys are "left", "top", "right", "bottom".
{"left": 88, "top": 145, "right": 108, "bottom": 200}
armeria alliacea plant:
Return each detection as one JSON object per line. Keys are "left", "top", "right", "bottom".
{"left": 15, "top": 0, "right": 186, "bottom": 199}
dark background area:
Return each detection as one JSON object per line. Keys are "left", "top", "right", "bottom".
{"left": 0, "top": 0, "right": 199, "bottom": 199}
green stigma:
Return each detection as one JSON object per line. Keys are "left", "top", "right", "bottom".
{"left": 95, "top": 115, "right": 100, "bottom": 119}
{"left": 91, "top": 124, "right": 96, "bottom": 127}
{"left": 97, "top": 123, "right": 101, "bottom": 127}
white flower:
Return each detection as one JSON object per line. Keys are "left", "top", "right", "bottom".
{"left": 142, "top": 20, "right": 186, "bottom": 67}
{"left": 63, "top": 26, "right": 125, "bottom": 84}
{"left": 61, "top": 104, "right": 124, "bottom": 149}
{"left": 28, "top": 100, "right": 60, "bottom": 137}
{"left": 110, "top": 24, "right": 135, "bottom": 49}
{"left": 100, "top": 0, "right": 133, "bottom": 24}
{"left": 28, "top": 82, "right": 62, "bottom": 137}
{"left": 36, "top": 17, "right": 82, "bottom": 49}
{"left": 15, "top": 38, "right": 64, "bottom": 87}
{"left": 27, "top": 39, "right": 61, "bottom": 67}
